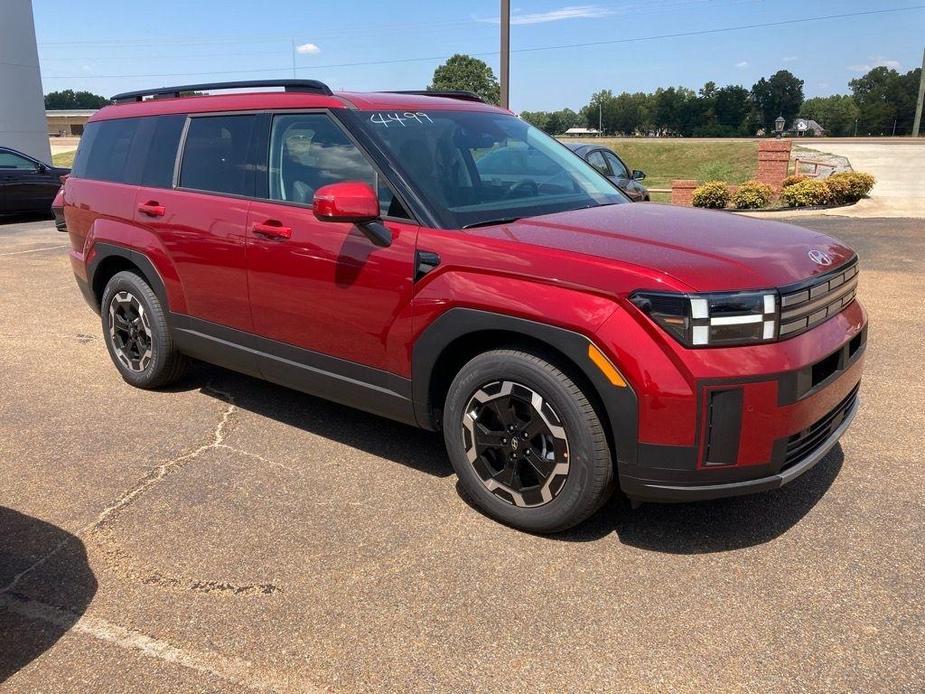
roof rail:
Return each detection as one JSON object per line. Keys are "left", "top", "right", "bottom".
{"left": 111, "top": 79, "right": 334, "bottom": 103}
{"left": 385, "top": 90, "right": 486, "bottom": 104}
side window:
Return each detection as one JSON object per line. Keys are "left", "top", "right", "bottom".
{"left": 141, "top": 115, "right": 186, "bottom": 188}
{"left": 268, "top": 113, "right": 408, "bottom": 218}
{"left": 179, "top": 115, "right": 256, "bottom": 196}
{"left": 603, "top": 151, "right": 628, "bottom": 178}
{"left": 0, "top": 151, "right": 36, "bottom": 170}
{"left": 82, "top": 118, "right": 140, "bottom": 183}
{"left": 585, "top": 150, "right": 609, "bottom": 175}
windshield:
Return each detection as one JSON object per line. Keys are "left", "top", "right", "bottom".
{"left": 355, "top": 110, "right": 627, "bottom": 228}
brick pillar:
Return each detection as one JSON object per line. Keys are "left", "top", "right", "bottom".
{"left": 671, "top": 179, "right": 698, "bottom": 206}
{"left": 756, "top": 139, "right": 792, "bottom": 190}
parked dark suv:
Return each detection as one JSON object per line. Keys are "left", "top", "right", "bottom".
{"left": 57, "top": 80, "right": 866, "bottom": 533}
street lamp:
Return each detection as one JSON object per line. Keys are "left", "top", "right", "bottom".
{"left": 774, "top": 115, "right": 785, "bottom": 138}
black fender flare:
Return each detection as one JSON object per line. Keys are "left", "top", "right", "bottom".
{"left": 412, "top": 308, "right": 638, "bottom": 468}
{"left": 87, "top": 243, "right": 171, "bottom": 313}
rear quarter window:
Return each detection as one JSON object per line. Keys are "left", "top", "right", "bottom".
{"left": 141, "top": 115, "right": 186, "bottom": 188}
{"left": 79, "top": 118, "right": 141, "bottom": 183}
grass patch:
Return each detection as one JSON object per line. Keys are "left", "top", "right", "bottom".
{"left": 52, "top": 150, "right": 76, "bottom": 167}
{"left": 560, "top": 138, "right": 759, "bottom": 190}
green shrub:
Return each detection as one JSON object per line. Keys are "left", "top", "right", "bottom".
{"left": 782, "top": 174, "right": 808, "bottom": 188}
{"left": 826, "top": 172, "right": 876, "bottom": 204}
{"left": 780, "top": 178, "right": 832, "bottom": 207}
{"left": 731, "top": 180, "right": 774, "bottom": 209}
{"left": 691, "top": 181, "right": 730, "bottom": 209}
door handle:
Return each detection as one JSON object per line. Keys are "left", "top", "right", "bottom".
{"left": 253, "top": 220, "right": 292, "bottom": 240}
{"left": 138, "top": 201, "right": 166, "bottom": 217}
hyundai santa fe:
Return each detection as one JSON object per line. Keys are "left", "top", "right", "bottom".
{"left": 56, "top": 80, "right": 866, "bottom": 533}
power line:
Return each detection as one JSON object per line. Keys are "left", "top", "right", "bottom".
{"left": 41, "top": 5, "right": 925, "bottom": 80}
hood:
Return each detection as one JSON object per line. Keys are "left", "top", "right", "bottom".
{"left": 469, "top": 203, "right": 855, "bottom": 292}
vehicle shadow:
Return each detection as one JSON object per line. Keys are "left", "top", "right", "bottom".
{"left": 176, "top": 362, "right": 842, "bottom": 549}
{"left": 0, "top": 507, "right": 97, "bottom": 683}
{"left": 184, "top": 362, "right": 453, "bottom": 478}
{"left": 560, "top": 446, "right": 844, "bottom": 553}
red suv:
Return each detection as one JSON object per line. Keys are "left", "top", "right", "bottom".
{"left": 57, "top": 80, "right": 866, "bottom": 533}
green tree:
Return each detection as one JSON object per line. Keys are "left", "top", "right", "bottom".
{"left": 713, "top": 85, "right": 751, "bottom": 133}
{"left": 751, "top": 70, "right": 804, "bottom": 133}
{"left": 44, "top": 89, "right": 109, "bottom": 109}
{"left": 850, "top": 66, "right": 922, "bottom": 135}
{"left": 429, "top": 54, "right": 501, "bottom": 105}
{"left": 801, "top": 95, "right": 860, "bottom": 136}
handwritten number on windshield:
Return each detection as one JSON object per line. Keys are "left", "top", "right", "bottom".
{"left": 369, "top": 112, "right": 434, "bottom": 128}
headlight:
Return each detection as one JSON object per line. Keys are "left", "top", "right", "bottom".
{"left": 630, "top": 290, "right": 778, "bottom": 347}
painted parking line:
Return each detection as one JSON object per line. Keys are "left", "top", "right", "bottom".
{"left": 0, "top": 244, "right": 70, "bottom": 257}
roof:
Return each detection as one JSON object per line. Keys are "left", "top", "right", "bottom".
{"left": 90, "top": 88, "right": 507, "bottom": 123}
{"left": 45, "top": 109, "right": 98, "bottom": 117}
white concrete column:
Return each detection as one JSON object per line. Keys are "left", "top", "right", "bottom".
{"left": 0, "top": 0, "right": 52, "bottom": 162}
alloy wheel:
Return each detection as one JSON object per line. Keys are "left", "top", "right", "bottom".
{"left": 108, "top": 291, "right": 153, "bottom": 372}
{"left": 462, "top": 380, "right": 570, "bottom": 507}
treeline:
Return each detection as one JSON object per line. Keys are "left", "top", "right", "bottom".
{"left": 521, "top": 67, "right": 922, "bottom": 137}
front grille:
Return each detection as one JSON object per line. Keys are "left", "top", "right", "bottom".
{"left": 782, "top": 382, "right": 860, "bottom": 470}
{"left": 779, "top": 259, "right": 859, "bottom": 338}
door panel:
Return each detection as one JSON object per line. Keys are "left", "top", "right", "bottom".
{"left": 133, "top": 187, "right": 252, "bottom": 332}
{"left": 245, "top": 111, "right": 417, "bottom": 374}
{"left": 246, "top": 200, "right": 417, "bottom": 372}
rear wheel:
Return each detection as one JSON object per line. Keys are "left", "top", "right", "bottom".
{"left": 443, "top": 349, "right": 613, "bottom": 533}
{"left": 101, "top": 271, "right": 187, "bottom": 389}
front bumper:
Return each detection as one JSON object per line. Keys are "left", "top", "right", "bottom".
{"left": 621, "top": 392, "right": 859, "bottom": 502}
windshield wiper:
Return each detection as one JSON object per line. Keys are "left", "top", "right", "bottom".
{"left": 463, "top": 217, "right": 522, "bottom": 229}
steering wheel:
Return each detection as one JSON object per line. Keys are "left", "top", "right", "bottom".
{"left": 502, "top": 180, "right": 539, "bottom": 199}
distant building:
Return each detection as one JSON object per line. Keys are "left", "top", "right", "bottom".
{"left": 563, "top": 127, "right": 602, "bottom": 137}
{"left": 47, "top": 109, "right": 97, "bottom": 137}
{"left": 792, "top": 118, "right": 825, "bottom": 136}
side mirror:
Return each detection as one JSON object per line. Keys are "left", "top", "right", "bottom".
{"left": 36, "top": 163, "right": 48, "bottom": 173}
{"left": 632, "top": 169, "right": 646, "bottom": 181}
{"left": 313, "top": 181, "right": 391, "bottom": 247}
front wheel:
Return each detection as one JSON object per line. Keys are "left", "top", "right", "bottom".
{"left": 443, "top": 349, "right": 614, "bottom": 533}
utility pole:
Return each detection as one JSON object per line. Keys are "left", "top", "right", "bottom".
{"left": 500, "top": 0, "right": 510, "bottom": 109}
{"left": 599, "top": 102, "right": 602, "bottom": 135}
{"left": 291, "top": 39, "right": 297, "bottom": 78}
{"left": 913, "top": 47, "right": 925, "bottom": 137}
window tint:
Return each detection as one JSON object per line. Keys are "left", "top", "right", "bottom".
{"left": 179, "top": 115, "right": 256, "bottom": 196}
{"left": 586, "top": 150, "right": 608, "bottom": 174}
{"left": 141, "top": 115, "right": 186, "bottom": 188}
{"left": 0, "top": 151, "right": 36, "bottom": 170}
{"left": 81, "top": 118, "right": 140, "bottom": 182}
{"left": 603, "top": 151, "right": 628, "bottom": 178}
{"left": 269, "top": 113, "right": 407, "bottom": 218}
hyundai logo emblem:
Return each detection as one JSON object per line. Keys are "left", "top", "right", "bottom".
{"left": 808, "top": 249, "right": 833, "bottom": 266}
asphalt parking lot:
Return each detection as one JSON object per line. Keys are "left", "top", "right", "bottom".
{"left": 1, "top": 216, "right": 923, "bottom": 692}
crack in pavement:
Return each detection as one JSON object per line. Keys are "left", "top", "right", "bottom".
{"left": 0, "top": 386, "right": 308, "bottom": 686}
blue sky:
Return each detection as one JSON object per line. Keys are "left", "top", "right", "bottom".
{"left": 33, "top": 0, "right": 925, "bottom": 111}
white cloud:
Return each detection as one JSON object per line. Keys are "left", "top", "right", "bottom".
{"left": 478, "top": 5, "right": 614, "bottom": 25}
{"left": 735, "top": 61, "right": 749, "bottom": 68}
{"left": 295, "top": 43, "right": 321, "bottom": 55}
{"left": 782, "top": 56, "right": 798, "bottom": 62}
{"left": 848, "top": 56, "right": 900, "bottom": 72}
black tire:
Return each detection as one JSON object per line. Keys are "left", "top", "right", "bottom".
{"left": 100, "top": 270, "right": 188, "bottom": 389}
{"left": 443, "top": 349, "right": 613, "bottom": 533}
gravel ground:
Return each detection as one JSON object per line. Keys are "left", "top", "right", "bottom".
{"left": 1, "top": 217, "right": 923, "bottom": 692}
